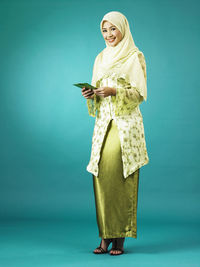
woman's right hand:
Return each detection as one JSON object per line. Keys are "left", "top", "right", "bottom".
{"left": 81, "top": 87, "right": 94, "bottom": 99}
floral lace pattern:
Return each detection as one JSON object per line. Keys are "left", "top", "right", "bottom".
{"left": 86, "top": 72, "right": 149, "bottom": 179}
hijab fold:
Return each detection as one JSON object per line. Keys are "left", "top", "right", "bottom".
{"left": 92, "top": 11, "right": 147, "bottom": 101}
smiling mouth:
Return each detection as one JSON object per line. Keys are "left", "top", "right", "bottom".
{"left": 107, "top": 38, "right": 115, "bottom": 42}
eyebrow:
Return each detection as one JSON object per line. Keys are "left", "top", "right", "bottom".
{"left": 102, "top": 26, "right": 116, "bottom": 29}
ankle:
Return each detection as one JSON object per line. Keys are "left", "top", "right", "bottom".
{"left": 116, "top": 237, "right": 125, "bottom": 247}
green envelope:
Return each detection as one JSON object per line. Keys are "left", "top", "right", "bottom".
{"left": 73, "top": 83, "right": 97, "bottom": 90}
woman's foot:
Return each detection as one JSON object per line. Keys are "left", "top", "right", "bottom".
{"left": 110, "top": 238, "right": 125, "bottom": 255}
{"left": 93, "top": 238, "right": 113, "bottom": 254}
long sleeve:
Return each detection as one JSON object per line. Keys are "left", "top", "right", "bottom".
{"left": 111, "top": 52, "right": 147, "bottom": 116}
{"left": 87, "top": 94, "right": 101, "bottom": 117}
{"left": 86, "top": 55, "right": 98, "bottom": 117}
{"left": 111, "top": 81, "right": 144, "bottom": 116}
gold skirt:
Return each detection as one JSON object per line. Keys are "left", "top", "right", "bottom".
{"left": 92, "top": 119, "right": 140, "bottom": 239}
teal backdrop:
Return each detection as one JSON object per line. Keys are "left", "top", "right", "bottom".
{"left": 0, "top": 0, "right": 199, "bottom": 223}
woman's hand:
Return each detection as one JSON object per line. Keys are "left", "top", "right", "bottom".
{"left": 93, "top": 87, "right": 116, "bottom": 97}
{"left": 81, "top": 87, "right": 94, "bottom": 99}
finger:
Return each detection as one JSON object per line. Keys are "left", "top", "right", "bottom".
{"left": 82, "top": 88, "right": 90, "bottom": 92}
{"left": 84, "top": 89, "right": 93, "bottom": 95}
{"left": 85, "top": 94, "right": 94, "bottom": 98}
{"left": 82, "top": 87, "right": 92, "bottom": 93}
{"left": 93, "top": 88, "right": 102, "bottom": 92}
{"left": 82, "top": 89, "right": 92, "bottom": 95}
{"left": 96, "top": 92, "right": 104, "bottom": 96}
{"left": 94, "top": 91, "right": 103, "bottom": 95}
{"left": 84, "top": 92, "right": 94, "bottom": 97}
{"left": 85, "top": 94, "right": 94, "bottom": 99}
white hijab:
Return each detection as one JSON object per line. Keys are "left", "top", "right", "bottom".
{"left": 92, "top": 11, "right": 147, "bottom": 101}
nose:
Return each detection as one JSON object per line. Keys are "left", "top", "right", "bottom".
{"left": 107, "top": 30, "right": 113, "bottom": 37}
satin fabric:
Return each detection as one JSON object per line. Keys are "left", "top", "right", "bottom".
{"left": 92, "top": 119, "right": 140, "bottom": 238}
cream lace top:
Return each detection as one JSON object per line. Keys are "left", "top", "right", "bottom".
{"left": 86, "top": 54, "right": 149, "bottom": 179}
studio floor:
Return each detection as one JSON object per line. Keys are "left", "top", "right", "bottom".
{"left": 0, "top": 218, "right": 199, "bottom": 267}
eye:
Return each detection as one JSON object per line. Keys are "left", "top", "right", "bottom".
{"left": 102, "top": 27, "right": 116, "bottom": 33}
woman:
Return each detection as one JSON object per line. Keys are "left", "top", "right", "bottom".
{"left": 82, "top": 11, "right": 149, "bottom": 255}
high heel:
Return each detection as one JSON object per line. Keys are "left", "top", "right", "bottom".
{"left": 109, "top": 238, "right": 125, "bottom": 255}
{"left": 93, "top": 238, "right": 112, "bottom": 254}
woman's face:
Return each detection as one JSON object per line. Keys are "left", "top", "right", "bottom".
{"left": 102, "top": 21, "right": 123, "bottom": 47}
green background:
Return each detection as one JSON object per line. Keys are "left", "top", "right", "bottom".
{"left": 0, "top": 0, "right": 199, "bottom": 266}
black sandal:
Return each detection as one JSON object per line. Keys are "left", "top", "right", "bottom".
{"left": 93, "top": 238, "right": 112, "bottom": 254}
{"left": 110, "top": 238, "right": 125, "bottom": 256}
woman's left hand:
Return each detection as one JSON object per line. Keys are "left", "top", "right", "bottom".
{"left": 93, "top": 87, "right": 116, "bottom": 98}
